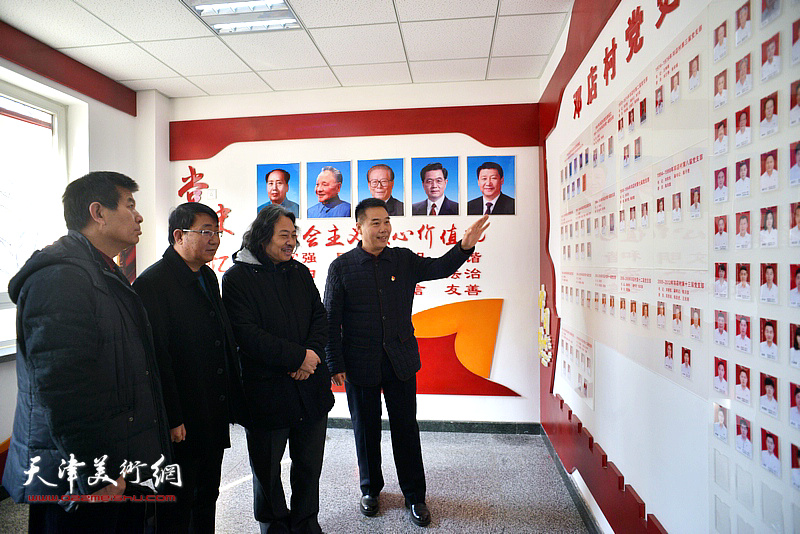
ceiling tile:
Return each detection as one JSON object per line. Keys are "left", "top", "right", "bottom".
{"left": 289, "top": 0, "right": 397, "bottom": 28}
{"left": 73, "top": 0, "right": 213, "bottom": 41}
{"left": 57, "top": 43, "right": 178, "bottom": 80}
{"left": 258, "top": 67, "right": 340, "bottom": 91}
{"left": 0, "top": 0, "right": 127, "bottom": 48}
{"left": 395, "top": 0, "right": 497, "bottom": 21}
{"left": 139, "top": 37, "right": 250, "bottom": 76}
{"left": 402, "top": 18, "right": 494, "bottom": 61}
{"left": 409, "top": 58, "right": 488, "bottom": 82}
{"left": 121, "top": 77, "right": 207, "bottom": 98}
{"left": 332, "top": 62, "right": 411, "bottom": 86}
{"left": 487, "top": 55, "right": 547, "bottom": 79}
{"left": 499, "top": 0, "right": 573, "bottom": 15}
{"left": 188, "top": 72, "right": 272, "bottom": 95}
{"left": 310, "top": 24, "right": 405, "bottom": 65}
{"left": 222, "top": 30, "right": 326, "bottom": 71}
{"left": 492, "top": 13, "right": 566, "bottom": 56}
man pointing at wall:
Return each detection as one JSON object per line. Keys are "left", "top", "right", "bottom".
{"left": 324, "top": 197, "right": 489, "bottom": 527}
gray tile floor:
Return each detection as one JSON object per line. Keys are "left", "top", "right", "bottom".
{"left": 0, "top": 425, "right": 590, "bottom": 533}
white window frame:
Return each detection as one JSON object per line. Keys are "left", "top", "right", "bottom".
{"left": 0, "top": 79, "right": 69, "bottom": 358}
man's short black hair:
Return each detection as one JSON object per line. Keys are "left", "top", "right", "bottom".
{"left": 765, "top": 264, "right": 775, "bottom": 274}
{"left": 241, "top": 204, "right": 295, "bottom": 256}
{"left": 764, "top": 320, "right": 775, "bottom": 331}
{"left": 476, "top": 162, "right": 503, "bottom": 179}
{"left": 168, "top": 203, "right": 219, "bottom": 245}
{"left": 266, "top": 168, "right": 290, "bottom": 183}
{"left": 765, "top": 377, "right": 775, "bottom": 388}
{"left": 420, "top": 162, "right": 447, "bottom": 182}
{"left": 367, "top": 164, "right": 394, "bottom": 182}
{"left": 63, "top": 171, "right": 139, "bottom": 231}
{"left": 719, "top": 264, "right": 726, "bottom": 273}
{"left": 355, "top": 198, "right": 388, "bottom": 222}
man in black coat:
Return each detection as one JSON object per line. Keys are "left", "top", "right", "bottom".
{"left": 134, "top": 202, "right": 243, "bottom": 533}
{"left": 466, "top": 161, "right": 516, "bottom": 215}
{"left": 222, "top": 204, "right": 334, "bottom": 534}
{"left": 4, "top": 171, "right": 172, "bottom": 532}
{"left": 324, "top": 198, "right": 489, "bottom": 527}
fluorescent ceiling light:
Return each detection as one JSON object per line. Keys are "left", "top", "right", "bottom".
{"left": 182, "top": 0, "right": 300, "bottom": 34}
{"left": 213, "top": 19, "right": 299, "bottom": 32}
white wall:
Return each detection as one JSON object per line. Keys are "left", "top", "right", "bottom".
{"left": 162, "top": 79, "right": 543, "bottom": 423}
{"left": 171, "top": 78, "right": 539, "bottom": 121}
{"left": 546, "top": 0, "right": 800, "bottom": 532}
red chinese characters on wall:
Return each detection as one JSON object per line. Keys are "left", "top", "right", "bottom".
{"left": 179, "top": 166, "right": 208, "bottom": 202}
{"left": 571, "top": 2, "right": 682, "bottom": 120}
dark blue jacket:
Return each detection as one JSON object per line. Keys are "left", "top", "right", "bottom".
{"left": 3, "top": 231, "right": 171, "bottom": 502}
{"left": 323, "top": 241, "right": 472, "bottom": 386}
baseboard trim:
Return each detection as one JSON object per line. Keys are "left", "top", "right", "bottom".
{"left": 541, "top": 429, "right": 604, "bottom": 534}
{"left": 327, "top": 418, "right": 541, "bottom": 435}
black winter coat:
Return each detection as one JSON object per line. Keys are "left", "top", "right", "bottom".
{"left": 133, "top": 246, "right": 245, "bottom": 446}
{"left": 324, "top": 241, "right": 472, "bottom": 386}
{"left": 3, "top": 231, "right": 171, "bottom": 502}
{"left": 222, "top": 249, "right": 334, "bottom": 430}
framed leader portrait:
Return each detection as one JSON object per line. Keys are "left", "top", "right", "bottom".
{"left": 714, "top": 309, "right": 728, "bottom": 346}
{"left": 664, "top": 341, "right": 674, "bottom": 370}
{"left": 760, "top": 263, "right": 777, "bottom": 303}
{"left": 713, "top": 70, "right": 727, "bottom": 109}
{"left": 735, "top": 158, "right": 751, "bottom": 197}
{"left": 358, "top": 158, "right": 404, "bottom": 216}
{"left": 760, "top": 206, "right": 777, "bottom": 247}
{"left": 760, "top": 32, "right": 781, "bottom": 82}
{"left": 735, "top": 107, "right": 751, "bottom": 147}
{"left": 713, "top": 404, "right": 728, "bottom": 442}
{"left": 760, "top": 372, "right": 779, "bottom": 418}
{"left": 791, "top": 80, "right": 800, "bottom": 126}
{"left": 411, "top": 156, "right": 459, "bottom": 216}
{"left": 735, "top": 314, "right": 752, "bottom": 353}
{"left": 735, "top": 2, "right": 752, "bottom": 46}
{"left": 714, "top": 21, "right": 728, "bottom": 62}
{"left": 792, "top": 323, "right": 800, "bottom": 368}
{"left": 760, "top": 0, "right": 781, "bottom": 27}
{"left": 736, "top": 262, "right": 751, "bottom": 300}
{"left": 790, "top": 141, "right": 800, "bottom": 186}
{"left": 792, "top": 384, "right": 800, "bottom": 430}
{"left": 760, "top": 318, "right": 778, "bottom": 360}
{"left": 307, "top": 161, "right": 352, "bottom": 218}
{"left": 735, "top": 54, "right": 752, "bottom": 96}
{"left": 735, "top": 416, "right": 752, "bottom": 459}
{"left": 466, "top": 156, "right": 516, "bottom": 215}
{"left": 680, "top": 347, "right": 691, "bottom": 379}
{"left": 760, "top": 92, "right": 778, "bottom": 138}
{"left": 735, "top": 364, "right": 751, "bottom": 404}
{"left": 256, "top": 163, "right": 300, "bottom": 218}
{"left": 688, "top": 55, "right": 700, "bottom": 91}
{"left": 791, "top": 264, "right": 800, "bottom": 307}
{"left": 761, "top": 429, "right": 780, "bottom": 477}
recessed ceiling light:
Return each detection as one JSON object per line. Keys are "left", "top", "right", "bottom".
{"left": 182, "top": 0, "right": 300, "bottom": 34}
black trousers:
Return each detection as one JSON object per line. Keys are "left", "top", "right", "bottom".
{"left": 345, "top": 366, "right": 426, "bottom": 505}
{"left": 161, "top": 436, "right": 225, "bottom": 533}
{"left": 245, "top": 415, "right": 327, "bottom": 534}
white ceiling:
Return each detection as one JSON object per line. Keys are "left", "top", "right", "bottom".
{"left": 0, "top": 0, "right": 573, "bottom": 98}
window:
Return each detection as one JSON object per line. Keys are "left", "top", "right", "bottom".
{"left": 0, "top": 81, "right": 68, "bottom": 355}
